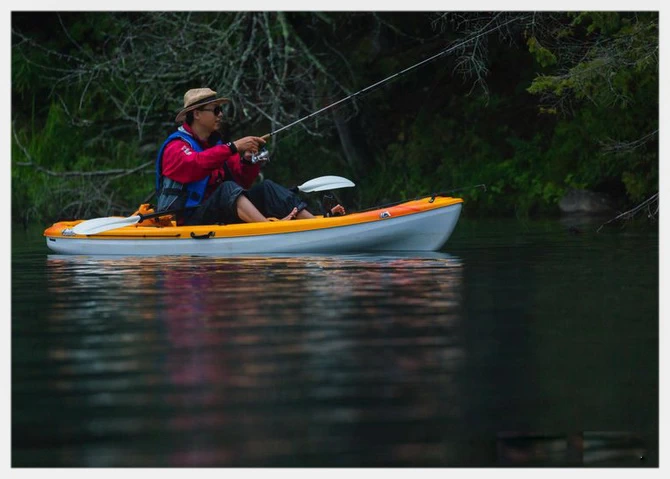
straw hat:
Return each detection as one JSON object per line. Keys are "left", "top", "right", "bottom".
{"left": 175, "top": 88, "right": 229, "bottom": 123}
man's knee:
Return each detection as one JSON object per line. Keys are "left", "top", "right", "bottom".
{"left": 260, "top": 179, "right": 280, "bottom": 191}
{"left": 219, "top": 181, "right": 244, "bottom": 197}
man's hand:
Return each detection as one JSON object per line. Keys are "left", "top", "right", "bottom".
{"left": 233, "top": 136, "right": 266, "bottom": 154}
{"left": 330, "top": 204, "right": 346, "bottom": 216}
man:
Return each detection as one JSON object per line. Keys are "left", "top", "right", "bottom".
{"left": 156, "top": 87, "right": 344, "bottom": 225}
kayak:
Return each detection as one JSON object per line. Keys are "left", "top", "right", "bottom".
{"left": 43, "top": 195, "right": 463, "bottom": 256}
{"left": 44, "top": 195, "right": 463, "bottom": 256}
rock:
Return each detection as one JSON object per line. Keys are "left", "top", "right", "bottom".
{"left": 559, "top": 189, "right": 615, "bottom": 215}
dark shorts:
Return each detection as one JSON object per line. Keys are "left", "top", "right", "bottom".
{"left": 183, "top": 180, "right": 308, "bottom": 226}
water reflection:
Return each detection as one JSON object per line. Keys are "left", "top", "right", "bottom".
{"left": 496, "top": 431, "right": 648, "bottom": 466}
{"left": 13, "top": 219, "right": 659, "bottom": 467}
{"left": 34, "top": 253, "right": 466, "bottom": 466}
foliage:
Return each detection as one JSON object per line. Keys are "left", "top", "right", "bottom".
{"left": 11, "top": 11, "right": 658, "bottom": 225}
{"left": 12, "top": 101, "right": 151, "bottom": 225}
{"left": 525, "top": 12, "right": 658, "bottom": 205}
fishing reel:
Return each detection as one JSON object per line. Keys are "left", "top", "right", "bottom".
{"left": 250, "top": 146, "right": 271, "bottom": 165}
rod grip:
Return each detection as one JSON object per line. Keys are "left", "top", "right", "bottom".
{"left": 261, "top": 134, "right": 271, "bottom": 141}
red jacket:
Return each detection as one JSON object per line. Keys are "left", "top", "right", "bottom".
{"left": 161, "top": 123, "right": 261, "bottom": 200}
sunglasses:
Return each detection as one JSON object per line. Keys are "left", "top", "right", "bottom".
{"left": 199, "top": 105, "right": 223, "bottom": 115}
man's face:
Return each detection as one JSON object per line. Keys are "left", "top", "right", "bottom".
{"left": 194, "top": 104, "right": 223, "bottom": 132}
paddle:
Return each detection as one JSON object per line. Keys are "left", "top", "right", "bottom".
{"left": 295, "top": 175, "right": 354, "bottom": 193}
{"left": 71, "top": 206, "right": 192, "bottom": 235}
{"left": 71, "top": 175, "right": 356, "bottom": 235}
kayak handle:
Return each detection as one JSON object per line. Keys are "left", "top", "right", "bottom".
{"left": 190, "top": 231, "right": 215, "bottom": 239}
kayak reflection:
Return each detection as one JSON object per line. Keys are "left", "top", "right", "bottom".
{"left": 43, "top": 253, "right": 467, "bottom": 466}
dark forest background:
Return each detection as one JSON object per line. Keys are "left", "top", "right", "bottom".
{"left": 11, "top": 11, "right": 659, "bottom": 225}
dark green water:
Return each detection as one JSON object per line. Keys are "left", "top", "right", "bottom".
{"left": 11, "top": 217, "right": 659, "bottom": 467}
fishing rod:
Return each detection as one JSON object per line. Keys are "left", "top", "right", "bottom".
{"left": 261, "top": 14, "right": 524, "bottom": 141}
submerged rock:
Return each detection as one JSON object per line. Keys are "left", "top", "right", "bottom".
{"left": 559, "top": 189, "right": 615, "bottom": 215}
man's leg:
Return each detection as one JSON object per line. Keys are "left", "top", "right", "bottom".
{"left": 294, "top": 203, "right": 345, "bottom": 219}
{"left": 247, "top": 180, "right": 309, "bottom": 219}
{"left": 184, "top": 181, "right": 264, "bottom": 225}
{"left": 235, "top": 194, "right": 268, "bottom": 223}
{"left": 184, "top": 181, "right": 297, "bottom": 225}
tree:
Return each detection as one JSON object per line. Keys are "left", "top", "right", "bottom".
{"left": 525, "top": 12, "right": 658, "bottom": 221}
{"left": 12, "top": 11, "right": 659, "bottom": 223}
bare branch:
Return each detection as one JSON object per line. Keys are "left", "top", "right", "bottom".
{"left": 601, "top": 129, "right": 658, "bottom": 154}
{"left": 597, "top": 193, "right": 659, "bottom": 232}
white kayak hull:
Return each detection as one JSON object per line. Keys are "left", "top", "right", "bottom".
{"left": 45, "top": 200, "right": 462, "bottom": 256}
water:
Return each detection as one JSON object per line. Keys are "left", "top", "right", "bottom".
{"left": 11, "top": 217, "right": 659, "bottom": 467}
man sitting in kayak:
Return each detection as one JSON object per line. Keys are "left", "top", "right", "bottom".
{"left": 156, "top": 87, "right": 345, "bottom": 225}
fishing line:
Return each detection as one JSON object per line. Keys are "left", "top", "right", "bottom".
{"left": 263, "top": 14, "right": 525, "bottom": 140}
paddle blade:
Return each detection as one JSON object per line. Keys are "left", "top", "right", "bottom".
{"left": 298, "top": 175, "right": 355, "bottom": 193}
{"left": 72, "top": 215, "right": 142, "bottom": 235}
